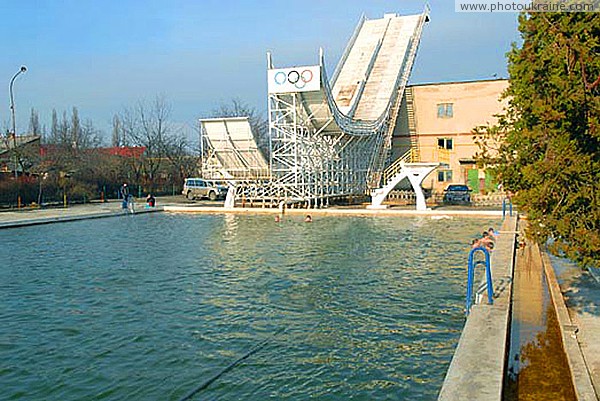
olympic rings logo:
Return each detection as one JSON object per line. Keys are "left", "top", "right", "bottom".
{"left": 274, "top": 69, "right": 314, "bottom": 89}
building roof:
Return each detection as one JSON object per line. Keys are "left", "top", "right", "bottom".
{"left": 0, "top": 135, "right": 41, "bottom": 156}
{"left": 99, "top": 146, "right": 146, "bottom": 158}
{"left": 39, "top": 145, "right": 146, "bottom": 158}
{"left": 408, "top": 78, "right": 509, "bottom": 88}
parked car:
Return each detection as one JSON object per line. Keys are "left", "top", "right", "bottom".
{"left": 182, "top": 178, "right": 228, "bottom": 201}
{"left": 443, "top": 184, "right": 472, "bottom": 205}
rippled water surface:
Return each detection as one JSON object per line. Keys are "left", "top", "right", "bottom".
{"left": 0, "top": 213, "right": 498, "bottom": 400}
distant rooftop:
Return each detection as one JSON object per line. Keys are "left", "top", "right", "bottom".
{"left": 0, "top": 135, "right": 41, "bottom": 156}
{"left": 408, "top": 78, "right": 508, "bottom": 87}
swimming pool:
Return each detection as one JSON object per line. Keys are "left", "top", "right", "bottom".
{"left": 0, "top": 213, "right": 498, "bottom": 400}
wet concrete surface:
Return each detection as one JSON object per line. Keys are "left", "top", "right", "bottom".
{"left": 504, "top": 238, "right": 576, "bottom": 400}
{"left": 438, "top": 216, "right": 517, "bottom": 401}
{"left": 552, "top": 256, "right": 600, "bottom": 398}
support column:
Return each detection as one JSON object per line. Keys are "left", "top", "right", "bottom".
{"left": 406, "top": 171, "right": 428, "bottom": 211}
{"left": 369, "top": 163, "right": 438, "bottom": 211}
{"left": 224, "top": 185, "right": 236, "bottom": 209}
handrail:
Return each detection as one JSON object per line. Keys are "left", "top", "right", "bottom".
{"left": 382, "top": 148, "right": 414, "bottom": 184}
{"left": 357, "top": 8, "right": 430, "bottom": 186}
{"left": 466, "top": 247, "right": 493, "bottom": 315}
{"left": 317, "top": 7, "right": 430, "bottom": 137}
{"left": 502, "top": 197, "right": 513, "bottom": 218}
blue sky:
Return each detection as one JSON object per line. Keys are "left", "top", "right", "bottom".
{"left": 0, "top": 0, "right": 520, "bottom": 141}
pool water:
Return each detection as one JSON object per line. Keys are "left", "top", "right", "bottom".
{"left": 0, "top": 213, "right": 497, "bottom": 400}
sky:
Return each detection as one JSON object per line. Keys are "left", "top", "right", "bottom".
{"left": 0, "top": 0, "right": 520, "bottom": 143}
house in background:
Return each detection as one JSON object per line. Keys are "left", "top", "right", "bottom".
{"left": 392, "top": 78, "right": 509, "bottom": 194}
{"left": 0, "top": 134, "right": 41, "bottom": 175}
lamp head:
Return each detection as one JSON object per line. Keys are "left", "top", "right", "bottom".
{"left": 20, "top": 66, "right": 27, "bottom": 73}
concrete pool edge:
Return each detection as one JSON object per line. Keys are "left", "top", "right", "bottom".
{"left": 437, "top": 215, "right": 518, "bottom": 401}
{"left": 163, "top": 205, "right": 505, "bottom": 218}
{"left": 0, "top": 206, "right": 162, "bottom": 229}
{"left": 542, "top": 250, "right": 598, "bottom": 400}
{"left": 0, "top": 202, "right": 508, "bottom": 229}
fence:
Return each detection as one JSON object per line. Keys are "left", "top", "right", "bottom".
{"left": 385, "top": 190, "right": 508, "bottom": 206}
{"left": 0, "top": 175, "right": 183, "bottom": 209}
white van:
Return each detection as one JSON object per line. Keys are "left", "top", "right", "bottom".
{"left": 182, "top": 178, "right": 228, "bottom": 201}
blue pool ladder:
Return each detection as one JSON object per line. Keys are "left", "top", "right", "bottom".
{"left": 502, "top": 197, "right": 513, "bottom": 218}
{"left": 466, "top": 247, "right": 493, "bottom": 315}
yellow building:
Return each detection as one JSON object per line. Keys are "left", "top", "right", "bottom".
{"left": 392, "top": 79, "right": 509, "bottom": 193}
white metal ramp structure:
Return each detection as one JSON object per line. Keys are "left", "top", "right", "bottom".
{"left": 205, "top": 8, "right": 435, "bottom": 209}
{"left": 369, "top": 149, "right": 440, "bottom": 211}
{"left": 200, "top": 117, "right": 270, "bottom": 180}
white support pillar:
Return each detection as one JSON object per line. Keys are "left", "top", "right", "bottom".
{"left": 224, "top": 185, "right": 237, "bottom": 209}
{"left": 369, "top": 163, "right": 439, "bottom": 211}
{"left": 406, "top": 169, "right": 430, "bottom": 211}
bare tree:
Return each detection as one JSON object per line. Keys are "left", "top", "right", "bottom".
{"left": 45, "top": 107, "right": 100, "bottom": 150}
{"left": 70, "top": 107, "right": 80, "bottom": 149}
{"left": 60, "top": 111, "right": 69, "bottom": 146}
{"left": 112, "top": 115, "right": 122, "bottom": 147}
{"left": 210, "top": 98, "right": 269, "bottom": 157}
{"left": 28, "top": 108, "right": 42, "bottom": 136}
{"left": 118, "top": 96, "right": 172, "bottom": 190}
{"left": 50, "top": 109, "right": 59, "bottom": 144}
{"left": 163, "top": 131, "right": 198, "bottom": 183}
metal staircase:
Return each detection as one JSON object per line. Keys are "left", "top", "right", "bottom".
{"left": 364, "top": 10, "right": 429, "bottom": 190}
{"left": 369, "top": 148, "right": 439, "bottom": 210}
{"left": 382, "top": 148, "right": 416, "bottom": 186}
{"left": 404, "top": 86, "right": 420, "bottom": 162}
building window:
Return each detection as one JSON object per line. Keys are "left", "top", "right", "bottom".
{"left": 437, "top": 138, "right": 453, "bottom": 150}
{"left": 438, "top": 170, "right": 453, "bottom": 182}
{"left": 437, "top": 103, "right": 453, "bottom": 118}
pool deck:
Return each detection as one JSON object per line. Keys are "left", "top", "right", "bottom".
{"left": 0, "top": 199, "right": 506, "bottom": 230}
{"left": 438, "top": 215, "right": 518, "bottom": 401}
{"left": 543, "top": 249, "right": 599, "bottom": 400}
{"left": 0, "top": 201, "right": 162, "bottom": 229}
{"left": 163, "top": 204, "right": 505, "bottom": 217}
{"left": 439, "top": 215, "right": 600, "bottom": 401}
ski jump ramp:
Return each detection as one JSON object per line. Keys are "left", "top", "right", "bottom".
{"left": 201, "top": 8, "right": 431, "bottom": 207}
{"left": 200, "top": 117, "right": 269, "bottom": 179}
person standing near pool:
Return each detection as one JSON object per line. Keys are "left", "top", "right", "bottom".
{"left": 121, "top": 183, "right": 130, "bottom": 210}
{"left": 146, "top": 194, "right": 156, "bottom": 207}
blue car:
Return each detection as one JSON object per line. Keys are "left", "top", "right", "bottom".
{"left": 443, "top": 184, "right": 472, "bottom": 205}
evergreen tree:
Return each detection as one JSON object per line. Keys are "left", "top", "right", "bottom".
{"left": 477, "top": 12, "right": 599, "bottom": 266}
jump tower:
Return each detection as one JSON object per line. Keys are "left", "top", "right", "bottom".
{"left": 200, "top": 8, "right": 439, "bottom": 210}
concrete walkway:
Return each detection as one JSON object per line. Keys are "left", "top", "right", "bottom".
{"left": 0, "top": 200, "right": 161, "bottom": 229}
{"left": 164, "top": 204, "right": 505, "bottom": 218}
{"left": 549, "top": 254, "right": 600, "bottom": 399}
{"left": 0, "top": 196, "right": 509, "bottom": 229}
{"left": 438, "top": 216, "right": 518, "bottom": 401}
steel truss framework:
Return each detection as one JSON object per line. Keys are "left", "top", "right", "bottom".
{"left": 266, "top": 91, "right": 382, "bottom": 206}
{"left": 213, "top": 9, "right": 429, "bottom": 207}
{"left": 261, "top": 12, "right": 427, "bottom": 207}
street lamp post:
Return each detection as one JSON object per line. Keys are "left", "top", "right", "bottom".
{"left": 9, "top": 65, "right": 27, "bottom": 179}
